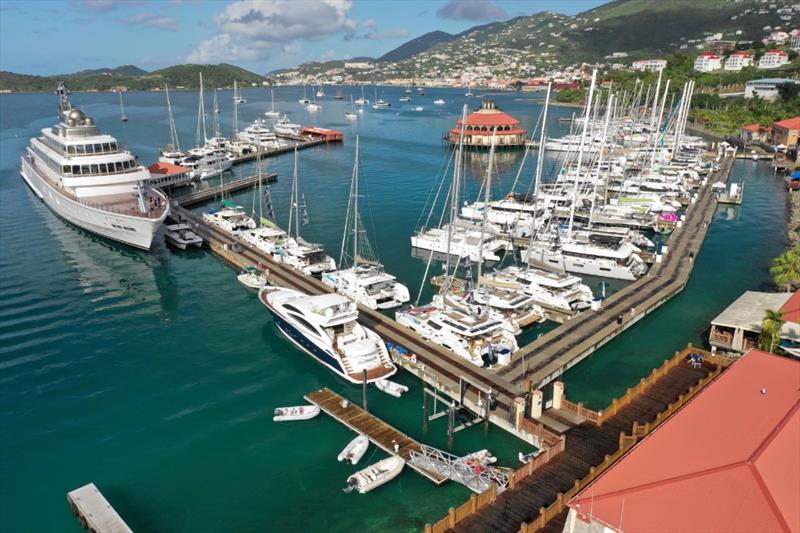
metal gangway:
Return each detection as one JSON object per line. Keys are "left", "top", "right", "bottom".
{"left": 408, "top": 445, "right": 511, "bottom": 494}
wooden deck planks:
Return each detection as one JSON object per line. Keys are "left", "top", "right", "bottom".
{"left": 304, "top": 387, "right": 449, "bottom": 485}
{"left": 67, "top": 483, "right": 132, "bottom": 533}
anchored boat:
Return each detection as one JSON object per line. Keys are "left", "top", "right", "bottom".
{"left": 344, "top": 456, "right": 405, "bottom": 494}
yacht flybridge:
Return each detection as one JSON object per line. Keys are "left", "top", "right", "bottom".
{"left": 260, "top": 287, "right": 397, "bottom": 384}
{"left": 20, "top": 82, "right": 168, "bottom": 250}
{"left": 322, "top": 136, "right": 410, "bottom": 310}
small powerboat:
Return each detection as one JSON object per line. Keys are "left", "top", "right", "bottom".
{"left": 238, "top": 266, "right": 269, "bottom": 289}
{"left": 414, "top": 106, "right": 423, "bottom": 112}
{"left": 338, "top": 435, "right": 369, "bottom": 465}
{"left": 344, "top": 456, "right": 404, "bottom": 494}
{"left": 273, "top": 405, "right": 320, "bottom": 422}
{"left": 164, "top": 223, "right": 203, "bottom": 250}
{"left": 433, "top": 98, "right": 446, "bottom": 105}
{"left": 374, "top": 379, "right": 408, "bottom": 398}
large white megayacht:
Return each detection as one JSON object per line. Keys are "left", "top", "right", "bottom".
{"left": 20, "top": 82, "right": 168, "bottom": 250}
{"left": 259, "top": 287, "right": 397, "bottom": 384}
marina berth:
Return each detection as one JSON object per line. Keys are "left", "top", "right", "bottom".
{"left": 20, "top": 82, "right": 168, "bottom": 250}
{"left": 411, "top": 221, "right": 510, "bottom": 264}
{"left": 259, "top": 287, "right": 397, "bottom": 384}
{"left": 163, "top": 222, "right": 203, "bottom": 250}
{"left": 480, "top": 265, "right": 594, "bottom": 316}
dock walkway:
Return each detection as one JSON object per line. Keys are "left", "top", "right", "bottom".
{"left": 446, "top": 357, "right": 717, "bottom": 533}
{"left": 67, "top": 483, "right": 132, "bottom": 533}
{"left": 503, "top": 156, "right": 735, "bottom": 389}
{"left": 171, "top": 172, "right": 277, "bottom": 208}
{"left": 305, "top": 387, "right": 449, "bottom": 485}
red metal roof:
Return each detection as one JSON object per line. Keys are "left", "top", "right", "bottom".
{"left": 700, "top": 53, "right": 721, "bottom": 59}
{"left": 780, "top": 291, "right": 800, "bottom": 323}
{"left": 742, "top": 123, "right": 763, "bottom": 132}
{"left": 767, "top": 49, "right": 789, "bottom": 55}
{"left": 450, "top": 127, "right": 526, "bottom": 136}
{"left": 774, "top": 116, "right": 800, "bottom": 130}
{"left": 458, "top": 110, "right": 522, "bottom": 127}
{"left": 148, "top": 162, "right": 190, "bottom": 175}
{"left": 569, "top": 349, "right": 800, "bottom": 533}
{"left": 731, "top": 50, "right": 753, "bottom": 57}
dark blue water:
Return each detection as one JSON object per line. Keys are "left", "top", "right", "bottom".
{"left": 0, "top": 86, "right": 786, "bottom": 532}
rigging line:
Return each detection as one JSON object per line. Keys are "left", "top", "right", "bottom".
{"left": 414, "top": 145, "right": 455, "bottom": 232}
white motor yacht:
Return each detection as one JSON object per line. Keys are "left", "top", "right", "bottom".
{"left": 20, "top": 82, "right": 168, "bottom": 250}
{"left": 323, "top": 265, "right": 410, "bottom": 310}
{"left": 202, "top": 205, "right": 256, "bottom": 235}
{"left": 275, "top": 238, "right": 337, "bottom": 275}
{"left": 480, "top": 265, "right": 594, "bottom": 315}
{"left": 260, "top": 287, "right": 397, "bottom": 384}
{"left": 274, "top": 115, "right": 302, "bottom": 137}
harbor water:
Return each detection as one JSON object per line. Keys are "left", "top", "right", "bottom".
{"left": 0, "top": 87, "right": 787, "bottom": 532}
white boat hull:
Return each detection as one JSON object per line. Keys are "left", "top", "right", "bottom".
{"left": 20, "top": 157, "right": 165, "bottom": 250}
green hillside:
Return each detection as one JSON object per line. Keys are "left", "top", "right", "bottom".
{"left": 0, "top": 63, "right": 265, "bottom": 93}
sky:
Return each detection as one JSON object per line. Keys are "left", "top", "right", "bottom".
{"left": 0, "top": 0, "right": 608, "bottom": 76}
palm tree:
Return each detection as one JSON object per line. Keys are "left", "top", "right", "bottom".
{"left": 770, "top": 246, "right": 800, "bottom": 292}
{"left": 758, "top": 309, "right": 784, "bottom": 353}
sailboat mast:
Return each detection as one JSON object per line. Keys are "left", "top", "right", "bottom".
{"left": 199, "top": 73, "right": 207, "bottom": 144}
{"left": 567, "top": 69, "right": 597, "bottom": 240}
{"left": 212, "top": 89, "right": 220, "bottom": 137}
{"left": 476, "top": 131, "right": 496, "bottom": 286}
{"left": 525, "top": 82, "right": 552, "bottom": 270}
{"left": 353, "top": 136, "right": 359, "bottom": 268}
{"left": 290, "top": 148, "right": 300, "bottom": 239}
{"left": 444, "top": 105, "right": 468, "bottom": 285}
{"left": 232, "top": 81, "right": 239, "bottom": 137}
{"left": 165, "top": 84, "right": 181, "bottom": 152}
{"left": 589, "top": 93, "right": 614, "bottom": 229}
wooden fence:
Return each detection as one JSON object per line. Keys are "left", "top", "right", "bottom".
{"left": 425, "top": 485, "right": 498, "bottom": 533}
{"left": 519, "top": 353, "right": 729, "bottom": 532}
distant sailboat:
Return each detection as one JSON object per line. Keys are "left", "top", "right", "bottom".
{"left": 335, "top": 87, "right": 344, "bottom": 100}
{"left": 298, "top": 84, "right": 311, "bottom": 105}
{"left": 118, "top": 91, "right": 128, "bottom": 122}
{"left": 345, "top": 95, "right": 357, "bottom": 120}
{"left": 465, "top": 84, "right": 474, "bottom": 97}
{"left": 265, "top": 88, "right": 280, "bottom": 117}
{"left": 233, "top": 81, "right": 246, "bottom": 104}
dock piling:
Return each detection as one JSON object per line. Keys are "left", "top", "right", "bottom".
{"left": 362, "top": 369, "right": 368, "bottom": 412}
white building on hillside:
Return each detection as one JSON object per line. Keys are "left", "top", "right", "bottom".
{"left": 758, "top": 49, "right": 790, "bottom": 69}
{"left": 744, "top": 78, "right": 799, "bottom": 100}
{"left": 631, "top": 59, "right": 667, "bottom": 72}
{"left": 725, "top": 51, "right": 754, "bottom": 71}
{"left": 792, "top": 29, "right": 800, "bottom": 51}
{"left": 694, "top": 53, "right": 722, "bottom": 72}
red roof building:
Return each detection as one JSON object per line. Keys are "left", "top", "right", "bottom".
{"left": 565, "top": 349, "right": 800, "bottom": 533}
{"left": 447, "top": 100, "right": 527, "bottom": 149}
{"left": 773, "top": 116, "right": 800, "bottom": 147}
{"left": 146, "top": 162, "right": 193, "bottom": 188}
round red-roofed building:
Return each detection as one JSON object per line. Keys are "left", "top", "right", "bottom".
{"left": 447, "top": 100, "right": 527, "bottom": 149}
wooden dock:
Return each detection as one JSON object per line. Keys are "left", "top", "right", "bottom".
{"left": 67, "top": 483, "right": 132, "bottom": 533}
{"left": 171, "top": 172, "right": 277, "bottom": 207}
{"left": 230, "top": 136, "right": 331, "bottom": 165}
{"left": 305, "top": 387, "right": 449, "bottom": 485}
{"left": 428, "top": 347, "right": 735, "bottom": 533}
{"left": 502, "top": 155, "right": 736, "bottom": 390}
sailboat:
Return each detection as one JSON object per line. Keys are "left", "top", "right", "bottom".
{"left": 306, "top": 91, "right": 321, "bottom": 112}
{"left": 465, "top": 84, "right": 474, "bottom": 97}
{"left": 322, "top": 136, "right": 410, "bottom": 310}
{"left": 335, "top": 87, "right": 344, "bottom": 100}
{"left": 345, "top": 95, "right": 357, "bottom": 120}
{"left": 118, "top": 91, "right": 128, "bottom": 122}
{"left": 272, "top": 149, "right": 336, "bottom": 275}
{"left": 372, "top": 86, "right": 390, "bottom": 109}
{"left": 354, "top": 85, "right": 369, "bottom": 106}
{"left": 233, "top": 80, "right": 246, "bottom": 104}
{"left": 239, "top": 150, "right": 291, "bottom": 255}
{"left": 264, "top": 88, "right": 280, "bottom": 117}
{"left": 298, "top": 84, "right": 311, "bottom": 105}
{"left": 315, "top": 86, "right": 326, "bottom": 98}
{"left": 202, "top": 152, "right": 256, "bottom": 236}
{"left": 158, "top": 84, "right": 186, "bottom": 164}
{"left": 181, "top": 73, "right": 234, "bottom": 180}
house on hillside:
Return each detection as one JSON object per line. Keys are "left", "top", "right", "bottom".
{"left": 744, "top": 78, "right": 799, "bottom": 100}
{"left": 724, "top": 51, "right": 753, "bottom": 71}
{"left": 563, "top": 349, "right": 799, "bottom": 533}
{"left": 704, "top": 40, "right": 737, "bottom": 55}
{"left": 758, "top": 49, "right": 790, "bottom": 69}
{"left": 773, "top": 117, "right": 800, "bottom": 148}
{"left": 693, "top": 53, "right": 722, "bottom": 72}
{"left": 631, "top": 59, "right": 666, "bottom": 72}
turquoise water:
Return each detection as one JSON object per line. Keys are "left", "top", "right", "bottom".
{"left": 0, "top": 86, "right": 786, "bottom": 532}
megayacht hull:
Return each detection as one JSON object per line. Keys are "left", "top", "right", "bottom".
{"left": 20, "top": 157, "right": 166, "bottom": 250}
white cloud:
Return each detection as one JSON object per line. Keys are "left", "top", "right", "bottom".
{"left": 320, "top": 49, "right": 337, "bottom": 60}
{"left": 188, "top": 0, "right": 357, "bottom": 64}
{"left": 436, "top": 0, "right": 507, "bottom": 21}
{"left": 119, "top": 12, "right": 177, "bottom": 30}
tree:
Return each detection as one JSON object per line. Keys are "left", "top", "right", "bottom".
{"left": 771, "top": 246, "right": 800, "bottom": 291}
{"left": 777, "top": 82, "right": 800, "bottom": 102}
{"left": 758, "top": 309, "right": 784, "bottom": 353}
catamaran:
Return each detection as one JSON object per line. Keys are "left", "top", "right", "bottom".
{"left": 272, "top": 149, "right": 336, "bottom": 275}
{"left": 322, "top": 136, "right": 410, "bottom": 310}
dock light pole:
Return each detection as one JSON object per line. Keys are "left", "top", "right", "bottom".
{"left": 362, "top": 369, "right": 368, "bottom": 412}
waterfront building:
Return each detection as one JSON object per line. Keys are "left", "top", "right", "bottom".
{"left": 563, "top": 349, "right": 799, "bottom": 533}
{"left": 709, "top": 290, "right": 800, "bottom": 354}
{"left": 693, "top": 53, "right": 722, "bottom": 72}
{"left": 773, "top": 116, "right": 800, "bottom": 148}
{"left": 146, "top": 162, "right": 193, "bottom": 189}
{"left": 630, "top": 59, "right": 667, "bottom": 72}
{"left": 724, "top": 50, "right": 753, "bottom": 71}
{"left": 744, "top": 78, "right": 799, "bottom": 100}
{"left": 740, "top": 123, "right": 771, "bottom": 144}
{"left": 758, "top": 49, "right": 790, "bottom": 69}
{"left": 446, "top": 100, "right": 527, "bottom": 149}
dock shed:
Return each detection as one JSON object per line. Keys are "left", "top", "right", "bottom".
{"left": 709, "top": 290, "right": 800, "bottom": 354}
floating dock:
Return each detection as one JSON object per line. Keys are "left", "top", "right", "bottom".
{"left": 67, "top": 483, "right": 132, "bottom": 533}
{"left": 305, "top": 387, "right": 449, "bottom": 485}
{"left": 501, "top": 155, "right": 736, "bottom": 390}
{"left": 230, "top": 134, "right": 341, "bottom": 166}
{"left": 171, "top": 172, "right": 277, "bottom": 207}
{"left": 168, "top": 151, "right": 735, "bottom": 446}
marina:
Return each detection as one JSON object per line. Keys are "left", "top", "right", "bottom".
{"left": 0, "top": 80, "right": 790, "bottom": 532}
